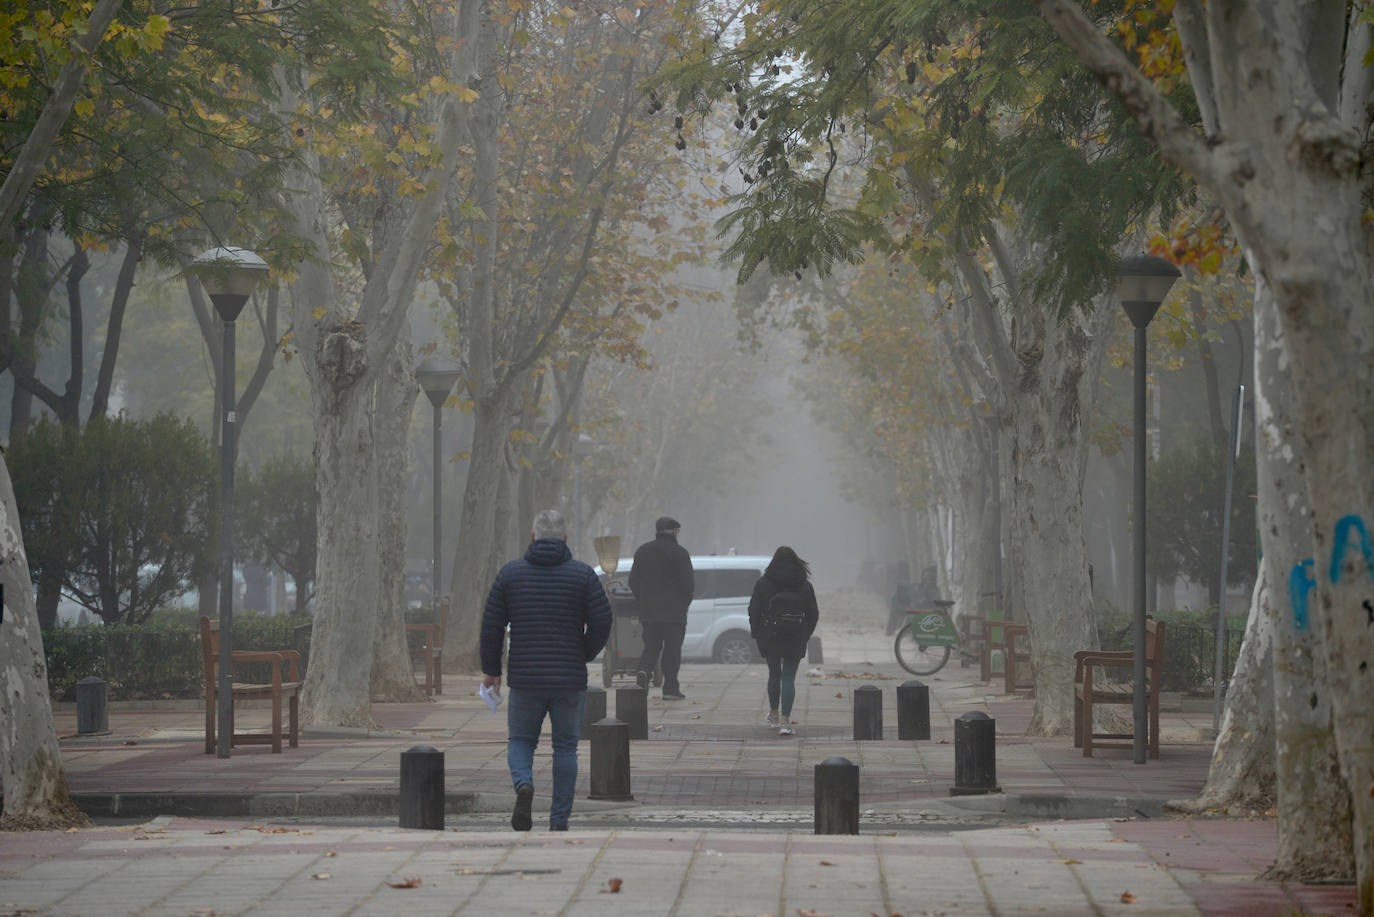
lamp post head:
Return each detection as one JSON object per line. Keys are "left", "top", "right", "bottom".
{"left": 191, "top": 247, "right": 270, "bottom": 322}
{"left": 1116, "top": 254, "right": 1180, "bottom": 329}
{"left": 415, "top": 358, "right": 461, "bottom": 408}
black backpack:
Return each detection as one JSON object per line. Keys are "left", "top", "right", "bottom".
{"left": 763, "top": 587, "right": 808, "bottom": 640}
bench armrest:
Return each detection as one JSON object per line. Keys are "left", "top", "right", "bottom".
{"left": 229, "top": 650, "right": 300, "bottom": 683}
{"left": 1074, "top": 650, "right": 1135, "bottom": 683}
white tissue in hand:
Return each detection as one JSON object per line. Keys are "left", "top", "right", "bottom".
{"left": 479, "top": 683, "right": 501, "bottom": 712}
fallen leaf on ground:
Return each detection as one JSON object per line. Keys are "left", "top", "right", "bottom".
{"left": 311, "top": 873, "right": 330, "bottom": 880}
{"left": 188, "top": 909, "right": 218, "bottom": 916}
{"left": 818, "top": 860, "right": 836, "bottom": 866}
{"left": 689, "top": 713, "right": 701, "bottom": 719}
{"left": 798, "top": 909, "right": 830, "bottom": 916}
{"left": 205, "top": 829, "right": 227, "bottom": 835}
{"left": 600, "top": 877, "right": 623, "bottom": 893}
{"left": 1059, "top": 859, "right": 1081, "bottom": 864}
{"left": 1120, "top": 891, "right": 1136, "bottom": 903}
{"left": 651, "top": 725, "right": 664, "bottom": 732}
{"left": 387, "top": 876, "right": 422, "bottom": 888}
{"left": 324, "top": 850, "right": 336, "bottom": 857}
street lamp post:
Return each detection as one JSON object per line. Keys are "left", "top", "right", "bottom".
{"left": 415, "top": 359, "right": 461, "bottom": 604}
{"left": 192, "top": 246, "right": 269, "bottom": 759}
{"left": 1116, "top": 254, "right": 1180, "bottom": 765}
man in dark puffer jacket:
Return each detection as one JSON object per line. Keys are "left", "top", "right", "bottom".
{"left": 481, "top": 509, "right": 611, "bottom": 832}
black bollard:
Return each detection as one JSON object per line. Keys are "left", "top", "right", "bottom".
{"left": 75, "top": 677, "right": 108, "bottom": 736}
{"left": 814, "top": 756, "right": 860, "bottom": 834}
{"left": 852, "top": 684, "right": 883, "bottom": 740}
{"left": 807, "top": 636, "right": 824, "bottom": 664}
{"left": 588, "top": 718, "right": 634, "bottom": 800}
{"left": 399, "top": 745, "right": 445, "bottom": 829}
{"left": 896, "top": 680, "right": 930, "bottom": 741}
{"left": 950, "top": 711, "right": 1001, "bottom": 795}
{"left": 581, "top": 686, "right": 607, "bottom": 740}
{"left": 615, "top": 685, "right": 649, "bottom": 740}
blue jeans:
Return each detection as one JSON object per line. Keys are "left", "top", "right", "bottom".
{"left": 506, "top": 687, "right": 586, "bottom": 827}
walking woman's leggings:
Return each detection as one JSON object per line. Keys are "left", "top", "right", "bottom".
{"left": 766, "top": 655, "right": 802, "bottom": 716}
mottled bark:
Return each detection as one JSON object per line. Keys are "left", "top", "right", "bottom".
{"left": 0, "top": 453, "right": 87, "bottom": 830}
{"left": 371, "top": 330, "right": 426, "bottom": 703}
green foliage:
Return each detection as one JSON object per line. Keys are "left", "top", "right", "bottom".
{"left": 42, "top": 613, "right": 299, "bottom": 701}
{"left": 236, "top": 452, "right": 316, "bottom": 613}
{"left": 1146, "top": 437, "right": 1257, "bottom": 604}
{"left": 657, "top": 0, "right": 1193, "bottom": 311}
{"left": 9, "top": 413, "right": 217, "bottom": 625}
{"left": 1098, "top": 606, "right": 1246, "bottom": 694}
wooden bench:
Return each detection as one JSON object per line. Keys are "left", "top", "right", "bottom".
{"left": 407, "top": 598, "right": 448, "bottom": 696}
{"left": 1073, "top": 618, "right": 1166, "bottom": 758}
{"left": 200, "top": 616, "right": 301, "bottom": 754}
{"left": 1002, "top": 623, "right": 1035, "bottom": 695}
{"left": 958, "top": 615, "right": 1007, "bottom": 683}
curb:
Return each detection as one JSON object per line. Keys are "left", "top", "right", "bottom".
{"left": 74, "top": 791, "right": 479, "bottom": 819}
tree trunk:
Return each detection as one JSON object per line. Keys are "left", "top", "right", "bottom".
{"left": 371, "top": 329, "right": 426, "bottom": 703}
{"left": 1254, "top": 274, "right": 1354, "bottom": 881}
{"left": 0, "top": 453, "right": 87, "bottom": 830}
{"left": 299, "top": 325, "right": 382, "bottom": 727}
{"left": 445, "top": 390, "right": 517, "bottom": 671}
{"left": 1005, "top": 300, "right": 1112, "bottom": 735}
{"left": 1167, "top": 567, "right": 1275, "bottom": 814}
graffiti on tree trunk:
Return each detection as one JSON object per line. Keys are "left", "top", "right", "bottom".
{"left": 1288, "top": 514, "right": 1372, "bottom": 632}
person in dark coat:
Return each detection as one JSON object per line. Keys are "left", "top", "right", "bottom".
{"left": 748, "top": 546, "right": 820, "bottom": 736}
{"left": 627, "top": 516, "right": 694, "bottom": 699}
{"left": 481, "top": 509, "right": 612, "bottom": 832}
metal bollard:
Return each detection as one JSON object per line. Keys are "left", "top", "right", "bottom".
{"left": 399, "top": 745, "right": 445, "bottom": 829}
{"left": 807, "top": 636, "right": 824, "bottom": 664}
{"left": 76, "top": 677, "right": 108, "bottom": 736}
{"left": 582, "top": 686, "right": 606, "bottom": 739}
{"left": 896, "top": 680, "right": 930, "bottom": 741}
{"left": 950, "top": 711, "right": 1001, "bottom": 795}
{"left": 852, "top": 684, "right": 883, "bottom": 740}
{"left": 615, "top": 685, "right": 649, "bottom": 740}
{"left": 814, "top": 756, "right": 860, "bottom": 834}
{"left": 588, "top": 718, "right": 634, "bottom": 800}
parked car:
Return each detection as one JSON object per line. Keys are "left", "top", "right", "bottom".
{"left": 597, "top": 554, "right": 768, "bottom": 667}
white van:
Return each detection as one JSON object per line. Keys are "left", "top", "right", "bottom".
{"left": 598, "top": 554, "right": 769, "bottom": 667}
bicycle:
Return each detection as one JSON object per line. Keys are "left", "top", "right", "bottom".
{"left": 893, "top": 599, "right": 961, "bottom": 676}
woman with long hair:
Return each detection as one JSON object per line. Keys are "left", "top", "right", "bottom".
{"left": 748, "top": 546, "right": 820, "bottom": 736}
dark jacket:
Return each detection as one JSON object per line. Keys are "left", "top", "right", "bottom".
{"left": 748, "top": 555, "right": 819, "bottom": 660}
{"left": 480, "top": 538, "right": 612, "bottom": 691}
{"left": 627, "top": 532, "right": 694, "bottom": 623}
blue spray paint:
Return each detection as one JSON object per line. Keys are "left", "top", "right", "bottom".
{"left": 1328, "top": 514, "right": 1373, "bottom": 584}
{"left": 1289, "top": 559, "right": 1316, "bottom": 631}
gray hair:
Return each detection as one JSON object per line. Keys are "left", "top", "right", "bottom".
{"left": 532, "top": 509, "right": 567, "bottom": 540}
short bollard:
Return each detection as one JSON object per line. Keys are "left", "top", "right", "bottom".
{"left": 582, "top": 686, "right": 607, "bottom": 739}
{"left": 75, "top": 677, "right": 108, "bottom": 736}
{"left": 814, "top": 756, "right": 859, "bottom": 834}
{"left": 950, "top": 711, "right": 1001, "bottom": 795}
{"left": 615, "top": 685, "right": 649, "bottom": 740}
{"left": 853, "top": 684, "right": 883, "bottom": 740}
{"left": 588, "top": 717, "right": 634, "bottom": 800}
{"left": 399, "top": 745, "right": 445, "bottom": 829}
{"left": 807, "top": 636, "right": 824, "bottom": 664}
{"left": 896, "top": 680, "right": 930, "bottom": 741}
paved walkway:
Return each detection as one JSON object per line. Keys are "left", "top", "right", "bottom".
{"left": 2, "top": 602, "right": 1357, "bottom": 916}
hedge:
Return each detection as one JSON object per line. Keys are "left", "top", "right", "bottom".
{"left": 43, "top": 614, "right": 304, "bottom": 701}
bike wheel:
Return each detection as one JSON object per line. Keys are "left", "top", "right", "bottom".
{"left": 894, "top": 628, "right": 951, "bottom": 676}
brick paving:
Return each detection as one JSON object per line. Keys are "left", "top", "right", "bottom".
{"left": 3, "top": 602, "right": 1356, "bottom": 916}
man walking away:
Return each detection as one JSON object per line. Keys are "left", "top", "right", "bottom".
{"left": 481, "top": 509, "right": 612, "bottom": 831}
{"left": 628, "top": 516, "right": 694, "bottom": 699}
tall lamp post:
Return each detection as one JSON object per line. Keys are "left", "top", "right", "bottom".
{"left": 415, "top": 359, "right": 461, "bottom": 605}
{"left": 1116, "top": 254, "right": 1180, "bottom": 765}
{"left": 192, "top": 246, "right": 269, "bottom": 759}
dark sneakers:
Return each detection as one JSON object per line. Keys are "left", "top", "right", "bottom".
{"left": 662, "top": 690, "right": 685, "bottom": 700}
{"left": 549, "top": 822, "right": 568, "bottom": 832}
{"left": 512, "top": 784, "right": 533, "bottom": 831}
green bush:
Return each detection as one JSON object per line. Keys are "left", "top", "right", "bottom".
{"left": 43, "top": 614, "right": 301, "bottom": 701}
{"left": 1098, "top": 607, "right": 1246, "bottom": 694}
